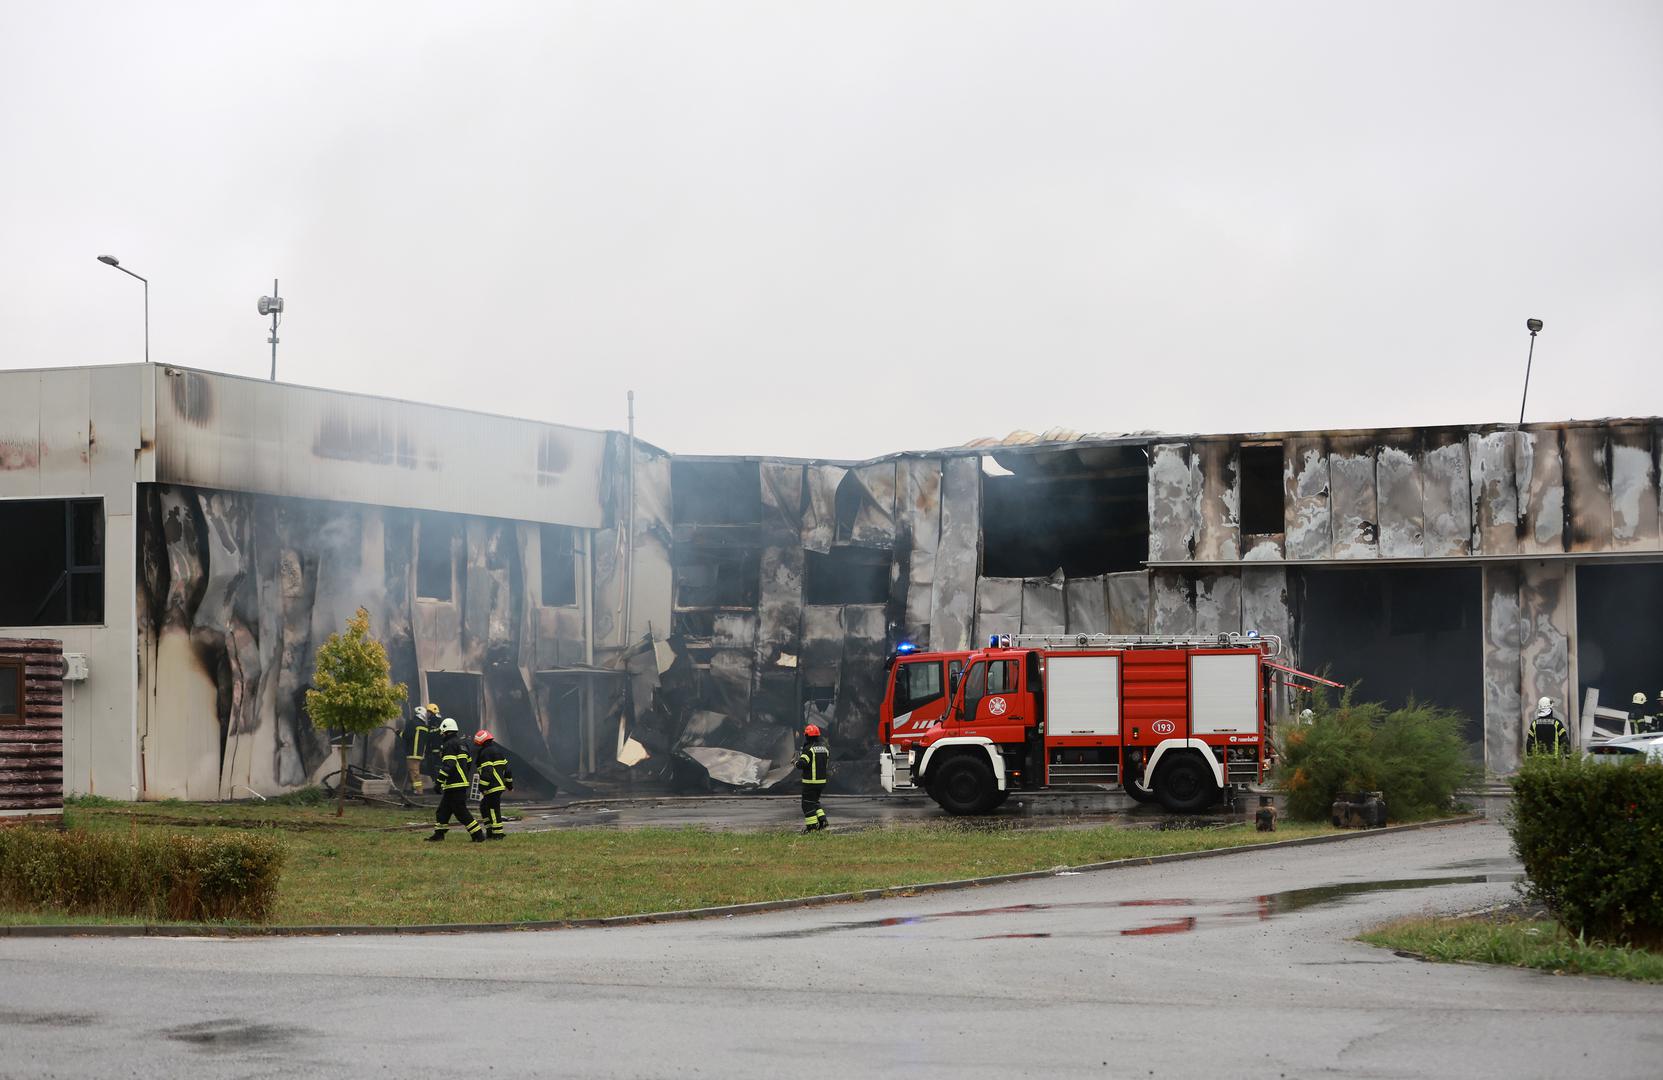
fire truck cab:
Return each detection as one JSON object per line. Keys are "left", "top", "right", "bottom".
{"left": 880, "top": 633, "right": 1285, "bottom": 815}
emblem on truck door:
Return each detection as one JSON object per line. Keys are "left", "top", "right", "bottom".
{"left": 988, "top": 697, "right": 1008, "bottom": 716}
{"left": 1152, "top": 719, "right": 1176, "bottom": 735}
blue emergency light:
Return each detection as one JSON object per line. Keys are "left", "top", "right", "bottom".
{"left": 895, "top": 642, "right": 917, "bottom": 654}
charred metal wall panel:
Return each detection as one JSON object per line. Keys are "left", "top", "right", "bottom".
{"left": 1422, "top": 436, "right": 1472, "bottom": 558}
{"left": 1519, "top": 428, "right": 1565, "bottom": 555}
{"left": 1192, "top": 572, "right": 1242, "bottom": 635}
{"left": 1150, "top": 572, "right": 1197, "bottom": 635}
{"left": 1519, "top": 560, "right": 1575, "bottom": 753}
{"left": 1148, "top": 444, "right": 1198, "bottom": 562}
{"left": 1283, "top": 437, "right": 1332, "bottom": 561}
{"left": 801, "top": 464, "right": 845, "bottom": 555}
{"left": 1608, "top": 424, "right": 1660, "bottom": 551}
{"left": 1193, "top": 441, "right": 1240, "bottom": 562}
{"left": 845, "top": 462, "right": 897, "bottom": 547}
{"left": 1469, "top": 431, "right": 1522, "bottom": 557}
{"left": 929, "top": 456, "right": 980, "bottom": 652}
{"left": 1021, "top": 570, "right": 1068, "bottom": 635}
{"left": 895, "top": 458, "right": 942, "bottom": 646}
{"left": 975, "top": 576, "right": 1023, "bottom": 642}
{"left": 1241, "top": 567, "right": 1291, "bottom": 644}
{"left": 1106, "top": 571, "right": 1151, "bottom": 635}
{"left": 1481, "top": 565, "right": 1524, "bottom": 772}
{"left": 1562, "top": 426, "right": 1613, "bottom": 553}
{"left": 1375, "top": 435, "right": 1425, "bottom": 559}
{"left": 1065, "top": 575, "right": 1109, "bottom": 634}
{"left": 1328, "top": 437, "right": 1378, "bottom": 559}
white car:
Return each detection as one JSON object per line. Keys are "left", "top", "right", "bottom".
{"left": 1588, "top": 732, "right": 1663, "bottom": 764}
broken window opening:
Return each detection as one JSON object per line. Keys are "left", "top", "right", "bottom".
{"left": 981, "top": 447, "right": 1148, "bottom": 578}
{"left": 416, "top": 515, "right": 456, "bottom": 601}
{"left": 1238, "top": 442, "right": 1285, "bottom": 536}
{"left": 0, "top": 656, "right": 22, "bottom": 726}
{"left": 674, "top": 547, "right": 760, "bottom": 609}
{"left": 540, "top": 525, "right": 577, "bottom": 607}
{"left": 1292, "top": 566, "right": 1483, "bottom": 747}
{"left": 1575, "top": 563, "right": 1663, "bottom": 726}
{"left": 803, "top": 546, "right": 890, "bottom": 606}
{"left": 0, "top": 498, "right": 104, "bottom": 626}
{"left": 671, "top": 461, "right": 761, "bottom": 525}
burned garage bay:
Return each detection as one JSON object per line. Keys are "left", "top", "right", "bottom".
{"left": 0, "top": 362, "right": 1658, "bottom": 802}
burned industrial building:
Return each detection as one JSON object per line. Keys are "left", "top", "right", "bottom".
{"left": 1, "top": 362, "right": 1658, "bottom": 801}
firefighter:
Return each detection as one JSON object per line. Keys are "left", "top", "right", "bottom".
{"left": 472, "top": 729, "right": 513, "bottom": 840}
{"left": 797, "top": 724, "right": 829, "bottom": 833}
{"left": 1524, "top": 697, "right": 1570, "bottom": 756}
{"left": 403, "top": 702, "right": 440, "bottom": 796}
{"left": 1631, "top": 692, "right": 1654, "bottom": 735}
{"left": 425, "top": 718, "right": 484, "bottom": 842}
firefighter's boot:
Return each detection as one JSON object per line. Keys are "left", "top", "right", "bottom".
{"left": 467, "top": 821, "right": 486, "bottom": 843}
{"left": 424, "top": 829, "right": 446, "bottom": 842}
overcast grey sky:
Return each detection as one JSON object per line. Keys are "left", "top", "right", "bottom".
{"left": 1, "top": 1, "right": 1659, "bottom": 459}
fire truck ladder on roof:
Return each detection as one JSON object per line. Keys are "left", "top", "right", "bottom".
{"left": 992, "top": 632, "right": 1284, "bottom": 658}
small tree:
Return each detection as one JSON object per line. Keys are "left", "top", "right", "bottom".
{"left": 305, "top": 607, "right": 408, "bottom": 817}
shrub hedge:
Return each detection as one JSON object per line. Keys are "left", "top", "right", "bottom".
{"left": 1510, "top": 753, "right": 1663, "bottom": 949}
{"left": 1276, "top": 695, "right": 1477, "bottom": 822}
{"left": 0, "top": 827, "right": 286, "bottom": 923}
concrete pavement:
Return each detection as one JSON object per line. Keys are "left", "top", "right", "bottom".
{"left": 1, "top": 818, "right": 1654, "bottom": 1079}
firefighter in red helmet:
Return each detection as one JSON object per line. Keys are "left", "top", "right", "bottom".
{"left": 797, "top": 723, "right": 829, "bottom": 832}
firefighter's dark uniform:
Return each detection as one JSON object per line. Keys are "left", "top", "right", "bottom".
{"left": 403, "top": 710, "right": 433, "bottom": 795}
{"left": 1525, "top": 711, "right": 1570, "bottom": 756}
{"left": 428, "top": 732, "right": 484, "bottom": 842}
{"left": 797, "top": 740, "right": 829, "bottom": 832}
{"left": 474, "top": 738, "right": 513, "bottom": 840}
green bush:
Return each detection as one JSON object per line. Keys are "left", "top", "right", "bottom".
{"left": 266, "top": 785, "right": 329, "bottom": 807}
{"left": 1510, "top": 753, "right": 1663, "bottom": 949}
{"left": 1275, "top": 694, "right": 1477, "bottom": 822}
{"left": 0, "top": 827, "right": 286, "bottom": 923}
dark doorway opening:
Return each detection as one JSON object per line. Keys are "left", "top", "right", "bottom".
{"left": 981, "top": 445, "right": 1149, "bottom": 578}
{"left": 1293, "top": 566, "right": 1483, "bottom": 746}
{"left": 1576, "top": 562, "right": 1663, "bottom": 721}
{"left": 425, "top": 672, "right": 481, "bottom": 734}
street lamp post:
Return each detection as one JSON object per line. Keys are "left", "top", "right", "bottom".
{"left": 96, "top": 255, "right": 148, "bottom": 364}
{"left": 1518, "top": 318, "right": 1544, "bottom": 427}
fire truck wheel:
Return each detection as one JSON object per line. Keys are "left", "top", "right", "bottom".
{"left": 932, "top": 755, "right": 996, "bottom": 816}
{"left": 1153, "top": 753, "right": 1218, "bottom": 814}
{"left": 987, "top": 789, "right": 1010, "bottom": 810}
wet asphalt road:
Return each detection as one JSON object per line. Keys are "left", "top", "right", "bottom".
{"left": 4, "top": 818, "right": 1656, "bottom": 1078}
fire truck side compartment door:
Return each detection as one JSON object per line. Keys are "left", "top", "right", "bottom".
{"left": 1190, "top": 653, "right": 1260, "bottom": 735}
{"left": 1045, "top": 654, "right": 1120, "bottom": 736}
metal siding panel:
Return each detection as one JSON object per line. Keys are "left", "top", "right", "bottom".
{"left": 1375, "top": 436, "right": 1424, "bottom": 558}
{"left": 1065, "top": 575, "right": 1109, "bottom": 634}
{"left": 928, "top": 456, "right": 979, "bottom": 652}
{"left": 1421, "top": 438, "right": 1471, "bottom": 558}
{"left": 1518, "top": 427, "right": 1565, "bottom": 555}
{"left": 1468, "top": 431, "right": 1522, "bottom": 556}
{"left": 1481, "top": 564, "right": 1523, "bottom": 774}
{"left": 1328, "top": 437, "right": 1378, "bottom": 559}
{"left": 1147, "top": 443, "right": 1198, "bottom": 562}
{"left": 1519, "top": 561, "right": 1574, "bottom": 757}
{"left": 1609, "top": 425, "right": 1660, "bottom": 551}
{"left": 0, "top": 371, "right": 41, "bottom": 497}
{"left": 1562, "top": 426, "right": 1613, "bottom": 552}
{"left": 88, "top": 367, "right": 143, "bottom": 515}
{"left": 1106, "top": 571, "right": 1150, "bottom": 635}
{"left": 1150, "top": 572, "right": 1195, "bottom": 635}
{"left": 1283, "top": 438, "right": 1330, "bottom": 561}
{"left": 1020, "top": 572, "right": 1067, "bottom": 635}
{"left": 152, "top": 369, "right": 608, "bottom": 527}
{"left": 37, "top": 367, "right": 91, "bottom": 495}
{"left": 1194, "top": 442, "right": 1240, "bottom": 562}
{"left": 1193, "top": 572, "right": 1242, "bottom": 635}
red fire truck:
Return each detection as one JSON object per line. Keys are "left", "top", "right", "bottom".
{"left": 880, "top": 632, "right": 1297, "bottom": 815}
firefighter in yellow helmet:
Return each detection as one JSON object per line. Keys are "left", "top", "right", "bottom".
{"left": 1524, "top": 697, "right": 1570, "bottom": 756}
{"left": 1632, "top": 692, "right": 1653, "bottom": 736}
{"left": 797, "top": 724, "right": 829, "bottom": 833}
{"left": 472, "top": 729, "right": 513, "bottom": 840}
{"left": 425, "top": 718, "right": 484, "bottom": 842}
{"left": 403, "top": 703, "right": 441, "bottom": 796}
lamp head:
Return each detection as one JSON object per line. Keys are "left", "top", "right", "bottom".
{"left": 97, "top": 255, "right": 120, "bottom": 266}
{"left": 1526, "top": 318, "right": 1543, "bottom": 334}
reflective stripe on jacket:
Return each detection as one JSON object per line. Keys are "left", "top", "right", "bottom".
{"left": 475, "top": 748, "right": 512, "bottom": 794}
{"left": 437, "top": 735, "right": 472, "bottom": 790}
{"left": 797, "top": 744, "right": 829, "bottom": 785}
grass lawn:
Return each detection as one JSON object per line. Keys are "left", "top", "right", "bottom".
{"left": 1360, "top": 915, "right": 1663, "bottom": 983}
{"left": 0, "top": 799, "right": 1353, "bottom": 927}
